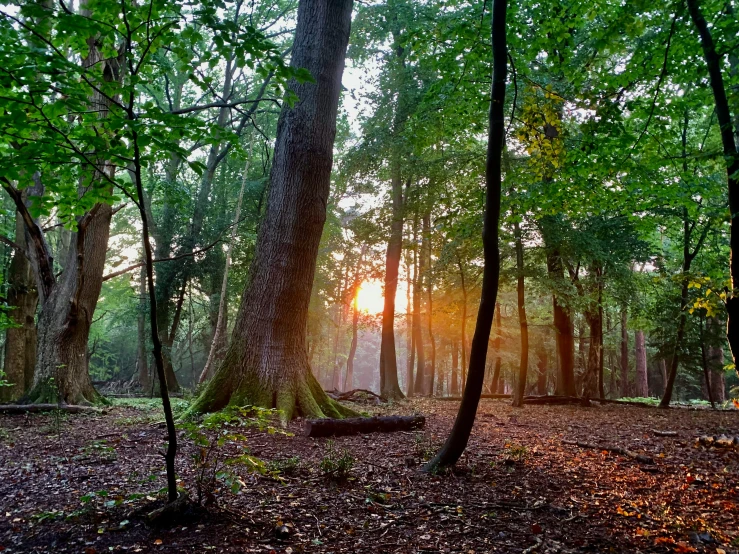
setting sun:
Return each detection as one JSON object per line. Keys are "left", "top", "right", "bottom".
{"left": 355, "top": 280, "right": 385, "bottom": 314}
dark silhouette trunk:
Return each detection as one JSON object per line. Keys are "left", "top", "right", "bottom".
{"left": 413, "top": 215, "right": 426, "bottom": 395}
{"left": 686, "top": 0, "right": 739, "bottom": 375}
{"left": 426, "top": 0, "right": 506, "bottom": 470}
{"left": 190, "top": 0, "right": 356, "bottom": 420}
{"left": 137, "top": 264, "right": 150, "bottom": 392}
{"left": 582, "top": 297, "right": 602, "bottom": 400}
{"left": 545, "top": 245, "right": 576, "bottom": 396}
{"left": 512, "top": 219, "right": 528, "bottom": 407}
{"left": 405, "top": 254, "right": 414, "bottom": 396}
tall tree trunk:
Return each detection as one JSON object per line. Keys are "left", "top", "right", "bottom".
{"left": 620, "top": 305, "right": 629, "bottom": 397}
{"left": 582, "top": 313, "right": 602, "bottom": 399}
{"left": 137, "top": 263, "right": 150, "bottom": 392}
{"left": 544, "top": 242, "right": 576, "bottom": 396}
{"left": 708, "top": 318, "right": 725, "bottom": 403}
{"left": 491, "top": 303, "right": 502, "bottom": 393}
{"left": 190, "top": 0, "right": 356, "bottom": 420}
{"left": 512, "top": 219, "right": 528, "bottom": 407}
{"left": 635, "top": 330, "right": 648, "bottom": 397}
{"left": 413, "top": 215, "right": 426, "bottom": 395}
{"left": 457, "top": 255, "right": 468, "bottom": 391}
{"left": 536, "top": 342, "right": 547, "bottom": 395}
{"left": 699, "top": 315, "right": 715, "bottom": 408}
{"left": 424, "top": 213, "right": 436, "bottom": 396}
{"left": 405, "top": 251, "right": 414, "bottom": 396}
{"left": 426, "top": 0, "right": 506, "bottom": 469}
{"left": 450, "top": 339, "right": 459, "bottom": 395}
{"left": 24, "top": 11, "right": 119, "bottom": 404}
{"left": 346, "top": 292, "right": 358, "bottom": 390}
{"left": 1, "top": 213, "right": 38, "bottom": 402}
{"left": 686, "top": 0, "right": 739, "bottom": 375}
{"left": 199, "top": 152, "right": 252, "bottom": 384}
{"left": 379, "top": 155, "right": 406, "bottom": 400}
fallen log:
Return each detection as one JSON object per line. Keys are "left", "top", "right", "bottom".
{"left": 304, "top": 415, "right": 425, "bottom": 437}
{"left": 562, "top": 439, "right": 654, "bottom": 464}
{"left": 0, "top": 404, "right": 102, "bottom": 414}
{"left": 325, "top": 388, "right": 387, "bottom": 403}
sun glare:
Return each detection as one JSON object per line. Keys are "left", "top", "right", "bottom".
{"left": 355, "top": 280, "right": 385, "bottom": 314}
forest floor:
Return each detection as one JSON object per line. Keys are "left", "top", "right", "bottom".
{"left": 0, "top": 398, "right": 737, "bottom": 554}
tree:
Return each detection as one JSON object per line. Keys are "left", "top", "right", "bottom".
{"left": 685, "top": 0, "right": 739, "bottom": 377}
{"left": 189, "top": 0, "right": 356, "bottom": 420}
{"left": 426, "top": 0, "right": 506, "bottom": 470}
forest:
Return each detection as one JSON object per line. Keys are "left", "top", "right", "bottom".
{"left": 0, "top": 0, "right": 738, "bottom": 552}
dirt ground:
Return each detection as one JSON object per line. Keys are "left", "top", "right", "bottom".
{"left": 0, "top": 398, "right": 737, "bottom": 554}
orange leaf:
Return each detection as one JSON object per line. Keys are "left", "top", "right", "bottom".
{"left": 674, "top": 542, "right": 697, "bottom": 553}
{"left": 655, "top": 537, "right": 675, "bottom": 545}
{"left": 153, "top": 539, "right": 163, "bottom": 545}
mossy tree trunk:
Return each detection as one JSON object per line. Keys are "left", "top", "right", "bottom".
{"left": 190, "top": 0, "right": 355, "bottom": 420}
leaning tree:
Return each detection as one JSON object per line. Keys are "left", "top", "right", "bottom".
{"left": 189, "top": 0, "right": 356, "bottom": 420}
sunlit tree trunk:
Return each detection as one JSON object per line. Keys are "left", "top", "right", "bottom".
{"left": 450, "top": 339, "right": 459, "bottom": 395}
{"left": 190, "top": 0, "right": 355, "bottom": 420}
{"left": 346, "top": 292, "right": 358, "bottom": 390}
{"left": 424, "top": 213, "right": 436, "bottom": 396}
{"left": 412, "top": 214, "right": 426, "bottom": 395}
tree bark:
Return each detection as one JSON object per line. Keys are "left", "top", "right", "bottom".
{"left": 199, "top": 152, "right": 252, "bottom": 384}
{"left": 346, "top": 292, "right": 358, "bottom": 391}
{"left": 426, "top": 0, "right": 506, "bottom": 469}
{"left": 491, "top": 303, "right": 502, "bottom": 393}
{"left": 545, "top": 242, "right": 576, "bottom": 397}
{"left": 620, "top": 305, "right": 629, "bottom": 397}
{"left": 512, "top": 219, "right": 528, "bottom": 407}
{"left": 1, "top": 212, "right": 38, "bottom": 402}
{"left": 424, "top": 213, "right": 436, "bottom": 396}
{"left": 405, "top": 252, "right": 414, "bottom": 396}
{"left": 635, "top": 330, "right": 648, "bottom": 397}
{"left": 24, "top": 13, "right": 119, "bottom": 404}
{"left": 686, "top": 0, "right": 739, "bottom": 375}
{"left": 413, "top": 214, "right": 426, "bottom": 395}
{"left": 708, "top": 318, "right": 726, "bottom": 403}
{"left": 189, "top": 0, "right": 356, "bottom": 420}
{"left": 457, "top": 255, "right": 468, "bottom": 391}
{"left": 450, "top": 339, "right": 460, "bottom": 396}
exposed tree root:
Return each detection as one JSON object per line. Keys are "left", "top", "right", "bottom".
{"left": 0, "top": 404, "right": 102, "bottom": 414}
{"left": 326, "top": 389, "right": 387, "bottom": 404}
{"left": 187, "top": 361, "right": 358, "bottom": 423}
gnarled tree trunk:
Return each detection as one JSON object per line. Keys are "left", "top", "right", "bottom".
{"left": 190, "top": 0, "right": 355, "bottom": 420}
{"left": 1, "top": 213, "right": 38, "bottom": 402}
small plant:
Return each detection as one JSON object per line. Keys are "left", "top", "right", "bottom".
{"left": 504, "top": 442, "right": 529, "bottom": 460}
{"left": 182, "top": 405, "right": 287, "bottom": 505}
{"left": 267, "top": 456, "right": 301, "bottom": 476}
{"left": 82, "top": 439, "right": 117, "bottom": 462}
{"left": 413, "top": 432, "right": 438, "bottom": 461}
{"left": 319, "top": 441, "right": 355, "bottom": 481}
